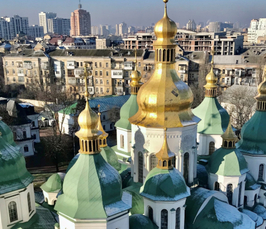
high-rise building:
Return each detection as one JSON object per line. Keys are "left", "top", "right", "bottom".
{"left": 28, "top": 25, "right": 44, "bottom": 38}
{"left": 186, "top": 19, "right": 196, "bottom": 31}
{"left": 39, "top": 12, "right": 57, "bottom": 34}
{"left": 208, "top": 21, "right": 233, "bottom": 32}
{"left": 70, "top": 3, "right": 91, "bottom": 36}
{"left": 47, "top": 18, "right": 70, "bottom": 35}
{"left": 248, "top": 18, "right": 266, "bottom": 43}
{"left": 118, "top": 22, "right": 127, "bottom": 36}
{"left": 0, "top": 18, "right": 11, "bottom": 40}
{"left": 99, "top": 25, "right": 109, "bottom": 37}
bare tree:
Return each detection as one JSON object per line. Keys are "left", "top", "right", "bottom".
{"left": 219, "top": 85, "right": 257, "bottom": 130}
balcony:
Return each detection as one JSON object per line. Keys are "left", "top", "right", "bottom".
{"left": 23, "top": 61, "right": 32, "bottom": 69}
{"left": 67, "top": 61, "right": 76, "bottom": 69}
{"left": 17, "top": 68, "right": 24, "bottom": 77}
{"left": 111, "top": 70, "right": 124, "bottom": 79}
{"left": 74, "top": 68, "right": 84, "bottom": 77}
{"left": 16, "top": 62, "right": 23, "bottom": 67}
{"left": 41, "top": 62, "right": 49, "bottom": 70}
{"left": 124, "top": 61, "right": 134, "bottom": 70}
{"left": 68, "top": 78, "right": 76, "bottom": 85}
{"left": 88, "top": 86, "right": 94, "bottom": 95}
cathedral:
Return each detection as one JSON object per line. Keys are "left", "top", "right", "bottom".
{"left": 1, "top": 0, "right": 266, "bottom": 228}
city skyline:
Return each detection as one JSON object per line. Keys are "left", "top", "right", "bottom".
{"left": 0, "top": 0, "right": 265, "bottom": 28}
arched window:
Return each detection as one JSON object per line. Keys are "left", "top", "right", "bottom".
{"left": 120, "top": 135, "right": 124, "bottom": 149}
{"left": 209, "top": 142, "right": 215, "bottom": 155}
{"left": 172, "top": 156, "right": 176, "bottom": 168}
{"left": 171, "top": 49, "right": 174, "bottom": 62}
{"left": 24, "top": 145, "right": 29, "bottom": 152}
{"left": 238, "top": 182, "right": 242, "bottom": 207}
{"left": 214, "top": 182, "right": 220, "bottom": 191}
{"left": 27, "top": 193, "right": 32, "bottom": 213}
{"left": 163, "top": 49, "right": 166, "bottom": 62}
{"left": 183, "top": 153, "right": 189, "bottom": 183}
{"left": 150, "top": 154, "right": 158, "bottom": 170}
{"left": 8, "top": 201, "right": 18, "bottom": 222}
{"left": 227, "top": 184, "right": 233, "bottom": 205}
{"left": 148, "top": 206, "right": 153, "bottom": 221}
{"left": 159, "top": 49, "right": 162, "bottom": 61}
{"left": 161, "top": 209, "right": 168, "bottom": 229}
{"left": 163, "top": 160, "right": 167, "bottom": 167}
{"left": 229, "top": 141, "right": 232, "bottom": 148}
{"left": 244, "top": 196, "right": 247, "bottom": 206}
{"left": 259, "top": 164, "right": 264, "bottom": 181}
{"left": 138, "top": 152, "right": 143, "bottom": 183}
{"left": 254, "top": 194, "right": 257, "bottom": 206}
{"left": 176, "top": 208, "right": 180, "bottom": 229}
{"left": 167, "top": 49, "right": 170, "bottom": 62}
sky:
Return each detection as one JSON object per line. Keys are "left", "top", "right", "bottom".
{"left": 0, "top": 0, "right": 265, "bottom": 28}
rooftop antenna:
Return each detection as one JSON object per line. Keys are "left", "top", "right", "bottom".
{"left": 78, "top": 0, "right": 82, "bottom": 9}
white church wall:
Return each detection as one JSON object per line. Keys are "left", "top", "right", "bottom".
{"left": 197, "top": 133, "right": 222, "bottom": 156}
{"left": 244, "top": 189, "right": 260, "bottom": 208}
{"left": 43, "top": 190, "right": 59, "bottom": 205}
{"left": 116, "top": 128, "right": 131, "bottom": 153}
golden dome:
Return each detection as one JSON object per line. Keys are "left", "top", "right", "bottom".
{"left": 153, "top": 1, "right": 177, "bottom": 47}
{"left": 255, "top": 67, "right": 266, "bottom": 102}
{"left": 129, "top": 0, "right": 195, "bottom": 128}
{"left": 130, "top": 49, "right": 142, "bottom": 94}
{"left": 97, "top": 105, "right": 108, "bottom": 139}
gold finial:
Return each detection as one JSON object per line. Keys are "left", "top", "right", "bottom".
{"left": 98, "top": 104, "right": 101, "bottom": 116}
{"left": 221, "top": 117, "right": 238, "bottom": 148}
{"left": 163, "top": 0, "right": 168, "bottom": 18}
{"left": 211, "top": 46, "right": 215, "bottom": 67}
{"left": 255, "top": 65, "right": 266, "bottom": 110}
{"left": 156, "top": 129, "right": 175, "bottom": 170}
{"left": 83, "top": 63, "right": 90, "bottom": 101}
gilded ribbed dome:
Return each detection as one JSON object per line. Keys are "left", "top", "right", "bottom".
{"left": 129, "top": 0, "right": 195, "bottom": 128}
{"left": 153, "top": 2, "right": 177, "bottom": 46}
{"left": 75, "top": 101, "right": 100, "bottom": 139}
{"left": 255, "top": 75, "right": 266, "bottom": 102}
{"left": 130, "top": 70, "right": 141, "bottom": 87}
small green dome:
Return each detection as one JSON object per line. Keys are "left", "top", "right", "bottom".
{"left": 193, "top": 97, "right": 230, "bottom": 135}
{"left": 129, "top": 214, "right": 158, "bottom": 229}
{"left": 140, "top": 167, "right": 190, "bottom": 201}
{"left": 208, "top": 148, "right": 248, "bottom": 176}
{"left": 40, "top": 173, "right": 62, "bottom": 192}
{"left": 0, "top": 119, "right": 16, "bottom": 146}
{"left": 124, "top": 183, "right": 144, "bottom": 215}
{"left": 237, "top": 111, "right": 266, "bottom": 155}
{"left": 55, "top": 153, "right": 128, "bottom": 219}
{"left": 0, "top": 136, "right": 33, "bottom": 195}
{"left": 100, "top": 146, "right": 121, "bottom": 171}
{"left": 115, "top": 94, "right": 138, "bottom": 130}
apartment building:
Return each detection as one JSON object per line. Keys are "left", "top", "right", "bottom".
{"left": 28, "top": 25, "right": 44, "bottom": 39}
{"left": 123, "top": 33, "right": 154, "bottom": 50}
{"left": 39, "top": 12, "right": 57, "bottom": 34}
{"left": 2, "top": 48, "right": 144, "bottom": 100}
{"left": 47, "top": 18, "right": 71, "bottom": 35}
{"left": 176, "top": 30, "right": 243, "bottom": 55}
{"left": 248, "top": 18, "right": 266, "bottom": 44}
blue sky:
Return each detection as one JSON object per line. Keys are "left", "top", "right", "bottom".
{"left": 0, "top": 0, "right": 265, "bottom": 28}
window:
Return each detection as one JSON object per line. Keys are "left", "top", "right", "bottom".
{"left": 150, "top": 154, "right": 158, "bottom": 170}
{"left": 107, "top": 88, "right": 109, "bottom": 93}
{"left": 24, "top": 145, "right": 29, "bottom": 152}
{"left": 106, "top": 71, "right": 109, "bottom": 76}
{"left": 100, "top": 88, "right": 103, "bottom": 93}
{"left": 209, "top": 142, "right": 215, "bottom": 155}
{"left": 96, "top": 87, "right": 99, "bottom": 92}
{"left": 148, "top": 206, "right": 153, "bottom": 221}
{"left": 176, "top": 208, "right": 180, "bottom": 229}
{"left": 259, "top": 164, "right": 264, "bottom": 181}
{"left": 23, "top": 131, "right": 27, "bottom": 139}
{"left": 106, "top": 63, "right": 108, "bottom": 68}
{"left": 214, "top": 182, "right": 220, "bottom": 191}
{"left": 138, "top": 62, "right": 141, "bottom": 67}
{"left": 100, "top": 71, "right": 102, "bottom": 76}
{"left": 183, "top": 153, "right": 189, "bottom": 183}
{"left": 100, "top": 79, "right": 103, "bottom": 84}
{"left": 106, "top": 80, "right": 109, "bottom": 84}
{"left": 120, "top": 135, "right": 124, "bottom": 149}
{"left": 238, "top": 182, "right": 242, "bottom": 207}
{"left": 27, "top": 193, "right": 32, "bottom": 213}
{"left": 9, "top": 201, "right": 18, "bottom": 222}
{"left": 138, "top": 152, "right": 143, "bottom": 183}
{"left": 95, "top": 62, "right": 97, "bottom": 68}
{"left": 227, "top": 184, "right": 233, "bottom": 205}
{"left": 99, "top": 62, "right": 102, "bottom": 67}
{"left": 95, "top": 79, "right": 98, "bottom": 84}
{"left": 161, "top": 209, "right": 168, "bottom": 229}
{"left": 95, "top": 71, "right": 98, "bottom": 76}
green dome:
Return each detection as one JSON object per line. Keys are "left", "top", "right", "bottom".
{"left": 124, "top": 183, "right": 144, "bottom": 215}
{"left": 0, "top": 119, "right": 16, "bottom": 146}
{"left": 100, "top": 146, "right": 121, "bottom": 171}
{"left": 237, "top": 111, "right": 266, "bottom": 155}
{"left": 115, "top": 94, "right": 138, "bottom": 130}
{"left": 40, "top": 173, "right": 62, "bottom": 192}
{"left": 245, "top": 172, "right": 261, "bottom": 190}
{"left": 55, "top": 153, "right": 129, "bottom": 219}
{"left": 0, "top": 136, "right": 33, "bottom": 195}
{"left": 129, "top": 214, "right": 158, "bottom": 229}
{"left": 140, "top": 167, "right": 190, "bottom": 201}
{"left": 208, "top": 148, "right": 248, "bottom": 176}
{"left": 193, "top": 97, "right": 230, "bottom": 135}
{"left": 66, "top": 153, "right": 80, "bottom": 172}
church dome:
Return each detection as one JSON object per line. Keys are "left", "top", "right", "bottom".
{"left": 0, "top": 136, "right": 33, "bottom": 195}
{"left": 55, "top": 153, "right": 126, "bottom": 219}
{"left": 140, "top": 167, "right": 190, "bottom": 201}
{"left": 40, "top": 173, "right": 63, "bottom": 193}
{"left": 100, "top": 146, "right": 121, "bottom": 171}
{"left": 0, "top": 118, "right": 16, "bottom": 145}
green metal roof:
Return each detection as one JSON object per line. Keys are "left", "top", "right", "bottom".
{"left": 208, "top": 148, "right": 248, "bottom": 176}
{"left": 55, "top": 153, "right": 126, "bottom": 219}
{"left": 190, "top": 197, "right": 255, "bottom": 229}
{"left": 140, "top": 167, "right": 190, "bottom": 201}
{"left": 0, "top": 136, "right": 33, "bottom": 195}
{"left": 129, "top": 214, "right": 158, "bottom": 229}
{"left": 115, "top": 94, "right": 139, "bottom": 130}
{"left": 237, "top": 111, "right": 266, "bottom": 155}
{"left": 193, "top": 97, "right": 229, "bottom": 135}
{"left": 100, "top": 146, "right": 121, "bottom": 171}
{"left": 0, "top": 119, "right": 16, "bottom": 146}
{"left": 124, "top": 182, "right": 144, "bottom": 215}
{"left": 40, "top": 174, "right": 62, "bottom": 193}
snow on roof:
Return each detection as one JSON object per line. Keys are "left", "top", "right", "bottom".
{"left": 242, "top": 209, "right": 263, "bottom": 227}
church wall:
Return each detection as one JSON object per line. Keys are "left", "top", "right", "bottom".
{"left": 197, "top": 133, "right": 222, "bottom": 156}
{"left": 209, "top": 173, "right": 246, "bottom": 207}
{"left": 144, "top": 198, "right": 186, "bottom": 229}
{"left": 131, "top": 124, "right": 197, "bottom": 184}
{"left": 116, "top": 128, "right": 131, "bottom": 153}
{"left": 43, "top": 190, "right": 59, "bottom": 205}
{"left": 244, "top": 189, "right": 260, "bottom": 208}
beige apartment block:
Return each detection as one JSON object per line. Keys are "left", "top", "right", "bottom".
{"left": 123, "top": 33, "right": 154, "bottom": 50}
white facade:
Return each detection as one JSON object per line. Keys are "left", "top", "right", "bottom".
{"left": 248, "top": 18, "right": 266, "bottom": 44}
{"left": 144, "top": 198, "right": 186, "bottom": 229}
{"left": 0, "top": 183, "right": 36, "bottom": 229}
{"left": 43, "top": 190, "right": 60, "bottom": 206}
{"left": 197, "top": 133, "right": 222, "bottom": 156}
{"left": 208, "top": 173, "right": 246, "bottom": 208}
{"left": 39, "top": 12, "right": 57, "bottom": 34}
{"left": 131, "top": 123, "right": 198, "bottom": 185}
{"left": 58, "top": 211, "right": 129, "bottom": 229}
{"left": 115, "top": 127, "right": 131, "bottom": 162}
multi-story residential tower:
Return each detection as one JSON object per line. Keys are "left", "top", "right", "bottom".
{"left": 39, "top": 12, "right": 57, "bottom": 34}
{"left": 70, "top": 3, "right": 91, "bottom": 36}
{"left": 28, "top": 25, "right": 44, "bottom": 39}
{"left": 47, "top": 18, "right": 70, "bottom": 35}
